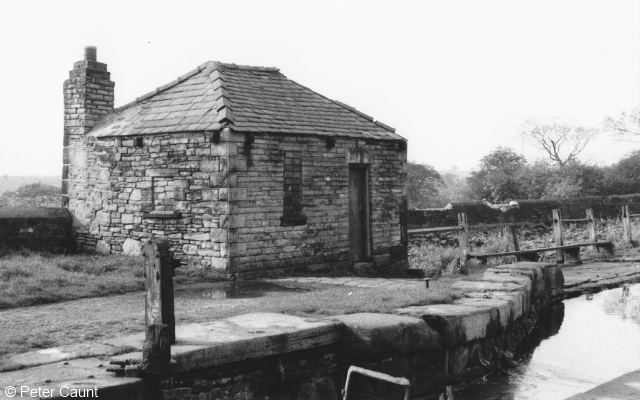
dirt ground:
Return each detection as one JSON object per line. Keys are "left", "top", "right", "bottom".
{"left": 2, "top": 259, "right": 639, "bottom": 361}
{"left": 0, "top": 277, "right": 461, "bottom": 359}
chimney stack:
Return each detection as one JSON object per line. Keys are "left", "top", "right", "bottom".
{"left": 84, "top": 46, "right": 97, "bottom": 62}
{"left": 62, "top": 46, "right": 114, "bottom": 204}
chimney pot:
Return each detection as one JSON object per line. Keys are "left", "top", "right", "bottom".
{"left": 84, "top": 46, "right": 97, "bottom": 62}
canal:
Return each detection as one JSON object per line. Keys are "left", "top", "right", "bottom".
{"left": 457, "top": 283, "right": 640, "bottom": 400}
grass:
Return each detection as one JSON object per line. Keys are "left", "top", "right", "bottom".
{"left": 227, "top": 279, "right": 464, "bottom": 318}
{"left": 409, "top": 232, "right": 515, "bottom": 274}
{"left": 408, "top": 243, "right": 458, "bottom": 276}
{"left": 0, "top": 251, "right": 229, "bottom": 309}
{"left": 0, "top": 251, "right": 146, "bottom": 309}
{"left": 0, "top": 248, "right": 469, "bottom": 313}
{"left": 0, "top": 263, "right": 469, "bottom": 357}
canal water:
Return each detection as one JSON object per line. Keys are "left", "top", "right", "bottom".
{"left": 457, "top": 283, "right": 640, "bottom": 400}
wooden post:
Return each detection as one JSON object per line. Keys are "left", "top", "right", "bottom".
{"left": 141, "top": 239, "right": 175, "bottom": 375}
{"left": 458, "top": 212, "right": 469, "bottom": 274}
{"left": 399, "top": 196, "right": 408, "bottom": 255}
{"left": 585, "top": 208, "right": 597, "bottom": 251}
{"left": 622, "top": 205, "right": 633, "bottom": 245}
{"left": 509, "top": 226, "right": 520, "bottom": 252}
{"left": 552, "top": 209, "right": 564, "bottom": 263}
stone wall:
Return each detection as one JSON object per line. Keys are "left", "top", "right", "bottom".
{"left": 228, "top": 131, "right": 406, "bottom": 276}
{"left": 408, "top": 194, "right": 640, "bottom": 228}
{"left": 67, "top": 132, "right": 230, "bottom": 269}
{"left": 67, "top": 127, "right": 407, "bottom": 276}
{"left": 160, "top": 346, "right": 339, "bottom": 400}
{"left": 0, "top": 207, "right": 73, "bottom": 253}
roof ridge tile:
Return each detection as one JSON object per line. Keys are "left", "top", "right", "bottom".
{"left": 208, "top": 66, "right": 234, "bottom": 126}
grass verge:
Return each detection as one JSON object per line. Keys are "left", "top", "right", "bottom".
{"left": 0, "top": 252, "right": 145, "bottom": 309}
{"left": 0, "top": 251, "right": 229, "bottom": 309}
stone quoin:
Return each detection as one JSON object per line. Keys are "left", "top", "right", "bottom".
{"left": 62, "top": 47, "right": 408, "bottom": 276}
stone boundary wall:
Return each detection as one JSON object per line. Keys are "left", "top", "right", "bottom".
{"left": 0, "top": 207, "right": 73, "bottom": 253}
{"left": 408, "top": 194, "right": 640, "bottom": 228}
{"left": 0, "top": 262, "right": 564, "bottom": 400}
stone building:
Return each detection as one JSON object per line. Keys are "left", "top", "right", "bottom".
{"left": 63, "top": 47, "right": 407, "bottom": 277}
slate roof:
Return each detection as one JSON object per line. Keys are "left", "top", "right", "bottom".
{"left": 89, "top": 62, "right": 402, "bottom": 140}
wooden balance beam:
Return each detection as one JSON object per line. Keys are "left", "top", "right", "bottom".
{"left": 468, "top": 241, "right": 614, "bottom": 265}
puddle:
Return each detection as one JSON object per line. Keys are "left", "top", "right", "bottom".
{"left": 456, "top": 283, "right": 640, "bottom": 400}
{"left": 174, "top": 281, "right": 310, "bottom": 300}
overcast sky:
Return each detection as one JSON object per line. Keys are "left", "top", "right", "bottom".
{"left": 0, "top": 0, "right": 639, "bottom": 176}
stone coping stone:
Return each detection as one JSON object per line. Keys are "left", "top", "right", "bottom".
{"left": 453, "top": 297, "right": 516, "bottom": 331}
{"left": 331, "top": 313, "right": 442, "bottom": 360}
{"left": 479, "top": 270, "right": 533, "bottom": 291}
{"left": 492, "top": 262, "right": 562, "bottom": 299}
{"left": 485, "top": 266, "right": 541, "bottom": 296}
{"left": 0, "top": 357, "right": 143, "bottom": 400}
{"left": 450, "top": 280, "right": 529, "bottom": 299}
{"left": 108, "top": 313, "right": 342, "bottom": 373}
{"left": 395, "top": 303, "right": 501, "bottom": 347}
{"left": 463, "top": 290, "right": 527, "bottom": 322}
{"left": 0, "top": 207, "right": 70, "bottom": 220}
{"left": 0, "top": 342, "right": 134, "bottom": 373}
{"left": 397, "top": 262, "right": 556, "bottom": 347}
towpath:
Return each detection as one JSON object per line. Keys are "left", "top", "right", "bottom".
{"left": 566, "top": 369, "right": 640, "bottom": 400}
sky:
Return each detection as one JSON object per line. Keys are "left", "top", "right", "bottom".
{"left": 0, "top": 0, "right": 639, "bottom": 176}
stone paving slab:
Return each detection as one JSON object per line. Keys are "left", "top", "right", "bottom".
{"left": 0, "top": 357, "right": 142, "bottom": 399}
{"left": 565, "top": 369, "right": 640, "bottom": 400}
{"left": 107, "top": 313, "right": 342, "bottom": 372}
{"left": 0, "top": 342, "right": 134, "bottom": 373}
{"left": 562, "top": 263, "right": 640, "bottom": 298}
{"left": 266, "top": 277, "right": 425, "bottom": 289}
{"left": 562, "top": 263, "right": 640, "bottom": 286}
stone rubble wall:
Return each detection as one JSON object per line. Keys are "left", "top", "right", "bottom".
{"left": 0, "top": 207, "right": 73, "bottom": 253}
{"left": 409, "top": 194, "right": 640, "bottom": 229}
{"left": 160, "top": 346, "right": 339, "bottom": 400}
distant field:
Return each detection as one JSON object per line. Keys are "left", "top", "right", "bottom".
{"left": 0, "top": 176, "right": 60, "bottom": 194}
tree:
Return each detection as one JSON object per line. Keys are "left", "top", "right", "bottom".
{"left": 435, "top": 172, "right": 472, "bottom": 204}
{"left": 542, "top": 162, "right": 604, "bottom": 198}
{"left": 604, "top": 106, "right": 640, "bottom": 139}
{"left": 521, "top": 118, "right": 598, "bottom": 166}
{"left": 517, "top": 160, "right": 605, "bottom": 199}
{"left": 0, "top": 183, "right": 60, "bottom": 207}
{"left": 601, "top": 151, "right": 640, "bottom": 194}
{"left": 405, "top": 162, "right": 445, "bottom": 208}
{"left": 520, "top": 160, "right": 555, "bottom": 199}
{"left": 467, "top": 147, "right": 527, "bottom": 202}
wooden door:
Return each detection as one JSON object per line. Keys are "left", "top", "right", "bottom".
{"left": 348, "top": 165, "right": 369, "bottom": 262}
